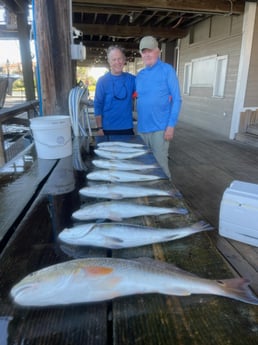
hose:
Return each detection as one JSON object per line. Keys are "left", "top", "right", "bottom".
{"left": 68, "top": 82, "right": 90, "bottom": 137}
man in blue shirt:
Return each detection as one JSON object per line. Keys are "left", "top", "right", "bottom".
{"left": 94, "top": 46, "right": 136, "bottom": 135}
{"left": 136, "top": 36, "right": 182, "bottom": 179}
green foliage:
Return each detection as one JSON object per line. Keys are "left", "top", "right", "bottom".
{"left": 13, "top": 78, "right": 24, "bottom": 91}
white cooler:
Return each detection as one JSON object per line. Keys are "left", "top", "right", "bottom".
{"left": 219, "top": 180, "right": 258, "bottom": 247}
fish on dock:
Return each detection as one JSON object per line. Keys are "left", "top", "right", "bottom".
{"left": 98, "top": 141, "right": 145, "bottom": 148}
{"left": 10, "top": 257, "right": 258, "bottom": 307}
{"left": 58, "top": 221, "right": 214, "bottom": 248}
{"left": 79, "top": 183, "right": 180, "bottom": 199}
{"left": 72, "top": 201, "right": 188, "bottom": 221}
{"left": 86, "top": 170, "right": 162, "bottom": 183}
{"left": 92, "top": 159, "right": 158, "bottom": 171}
{"left": 94, "top": 149, "right": 147, "bottom": 160}
{"left": 95, "top": 146, "right": 147, "bottom": 153}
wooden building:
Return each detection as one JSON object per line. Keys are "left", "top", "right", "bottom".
{"left": 2, "top": 1, "right": 257, "bottom": 144}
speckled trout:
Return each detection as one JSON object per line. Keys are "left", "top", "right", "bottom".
{"left": 10, "top": 257, "right": 258, "bottom": 307}
{"left": 94, "top": 149, "right": 147, "bottom": 160}
{"left": 92, "top": 159, "right": 158, "bottom": 171}
{"left": 72, "top": 201, "right": 188, "bottom": 221}
{"left": 86, "top": 170, "right": 162, "bottom": 182}
{"left": 58, "top": 221, "right": 213, "bottom": 248}
{"left": 79, "top": 183, "right": 180, "bottom": 199}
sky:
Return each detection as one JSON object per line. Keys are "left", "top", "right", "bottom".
{"left": 0, "top": 40, "right": 22, "bottom": 64}
{"left": 0, "top": 39, "right": 107, "bottom": 80}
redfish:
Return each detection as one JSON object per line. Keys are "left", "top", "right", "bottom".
{"left": 86, "top": 170, "right": 162, "bottom": 182}
{"left": 98, "top": 141, "right": 144, "bottom": 148}
{"left": 94, "top": 149, "right": 147, "bottom": 160}
{"left": 58, "top": 221, "right": 213, "bottom": 248}
{"left": 72, "top": 201, "right": 188, "bottom": 221}
{"left": 79, "top": 183, "right": 180, "bottom": 199}
{"left": 92, "top": 159, "right": 158, "bottom": 171}
{"left": 10, "top": 257, "right": 258, "bottom": 307}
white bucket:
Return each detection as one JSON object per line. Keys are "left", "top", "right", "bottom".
{"left": 30, "top": 115, "right": 72, "bottom": 159}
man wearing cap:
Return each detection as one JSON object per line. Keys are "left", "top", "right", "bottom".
{"left": 136, "top": 36, "right": 182, "bottom": 179}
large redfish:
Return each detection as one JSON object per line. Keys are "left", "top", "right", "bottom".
{"left": 10, "top": 257, "right": 258, "bottom": 307}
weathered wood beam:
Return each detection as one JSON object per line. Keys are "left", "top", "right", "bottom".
{"left": 75, "top": 23, "right": 188, "bottom": 39}
{"left": 34, "top": 0, "right": 74, "bottom": 115}
{"left": 84, "top": 40, "right": 139, "bottom": 49}
{"left": 1, "top": 0, "right": 29, "bottom": 13}
{"left": 74, "top": 0, "right": 245, "bottom": 15}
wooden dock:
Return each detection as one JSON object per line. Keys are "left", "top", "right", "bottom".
{"left": 0, "top": 133, "right": 257, "bottom": 345}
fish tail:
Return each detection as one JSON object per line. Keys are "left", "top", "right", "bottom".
{"left": 168, "top": 189, "right": 183, "bottom": 199}
{"left": 216, "top": 277, "right": 258, "bottom": 305}
{"left": 173, "top": 207, "right": 188, "bottom": 215}
{"left": 191, "top": 221, "right": 214, "bottom": 233}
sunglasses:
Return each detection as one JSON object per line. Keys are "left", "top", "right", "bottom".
{"left": 113, "top": 82, "right": 128, "bottom": 100}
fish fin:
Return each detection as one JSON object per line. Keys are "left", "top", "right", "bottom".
{"left": 135, "top": 257, "right": 199, "bottom": 277}
{"left": 110, "top": 176, "right": 121, "bottom": 182}
{"left": 216, "top": 278, "right": 258, "bottom": 305}
{"left": 169, "top": 189, "right": 183, "bottom": 199}
{"left": 105, "top": 236, "right": 124, "bottom": 249}
{"left": 191, "top": 221, "right": 214, "bottom": 233}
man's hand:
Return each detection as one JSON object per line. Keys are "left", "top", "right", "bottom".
{"left": 164, "top": 126, "right": 175, "bottom": 141}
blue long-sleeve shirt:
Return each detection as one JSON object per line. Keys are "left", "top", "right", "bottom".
{"left": 94, "top": 72, "right": 135, "bottom": 130}
{"left": 136, "top": 59, "right": 182, "bottom": 133}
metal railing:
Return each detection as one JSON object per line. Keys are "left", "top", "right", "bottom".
{"left": 0, "top": 100, "right": 39, "bottom": 165}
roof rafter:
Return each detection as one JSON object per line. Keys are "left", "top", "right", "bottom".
{"left": 74, "top": 0, "right": 245, "bottom": 16}
{"left": 75, "top": 23, "right": 188, "bottom": 40}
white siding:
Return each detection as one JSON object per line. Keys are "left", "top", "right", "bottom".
{"left": 178, "top": 14, "right": 243, "bottom": 137}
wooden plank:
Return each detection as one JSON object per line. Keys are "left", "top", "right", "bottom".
{"left": 239, "top": 111, "right": 249, "bottom": 132}
{"left": 0, "top": 100, "right": 39, "bottom": 121}
{"left": 215, "top": 234, "right": 258, "bottom": 293}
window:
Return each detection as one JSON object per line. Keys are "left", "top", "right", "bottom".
{"left": 183, "top": 63, "right": 192, "bottom": 95}
{"left": 183, "top": 55, "right": 228, "bottom": 98}
{"left": 213, "top": 55, "right": 228, "bottom": 97}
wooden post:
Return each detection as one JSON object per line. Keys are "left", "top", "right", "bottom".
{"left": 33, "top": 0, "right": 74, "bottom": 115}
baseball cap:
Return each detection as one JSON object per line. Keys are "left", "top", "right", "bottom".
{"left": 139, "top": 36, "right": 158, "bottom": 51}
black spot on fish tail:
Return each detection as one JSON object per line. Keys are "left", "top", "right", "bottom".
{"left": 217, "top": 278, "right": 258, "bottom": 305}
